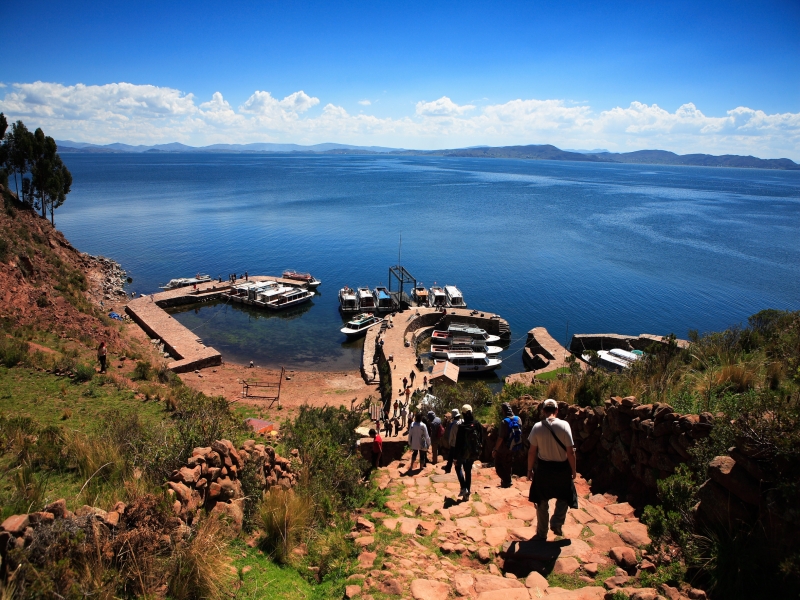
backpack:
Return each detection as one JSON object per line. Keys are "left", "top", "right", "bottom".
{"left": 462, "top": 422, "right": 483, "bottom": 461}
{"left": 436, "top": 422, "right": 445, "bottom": 439}
{"left": 504, "top": 416, "right": 524, "bottom": 452}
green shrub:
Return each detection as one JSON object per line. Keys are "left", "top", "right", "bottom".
{"left": 0, "top": 336, "right": 29, "bottom": 367}
{"left": 167, "top": 517, "right": 235, "bottom": 600}
{"left": 132, "top": 360, "right": 153, "bottom": 381}
{"left": 257, "top": 488, "right": 314, "bottom": 564}
{"left": 73, "top": 362, "right": 95, "bottom": 382}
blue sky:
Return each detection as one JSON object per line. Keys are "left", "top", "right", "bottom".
{"left": 1, "top": 0, "right": 799, "bottom": 157}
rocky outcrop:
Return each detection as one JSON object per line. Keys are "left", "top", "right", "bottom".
{"left": 166, "top": 439, "right": 300, "bottom": 528}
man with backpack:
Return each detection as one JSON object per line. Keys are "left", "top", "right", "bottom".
{"left": 527, "top": 399, "right": 578, "bottom": 540}
{"left": 427, "top": 410, "right": 444, "bottom": 464}
{"left": 443, "top": 408, "right": 462, "bottom": 474}
{"left": 492, "top": 403, "right": 523, "bottom": 488}
{"left": 453, "top": 404, "right": 483, "bottom": 500}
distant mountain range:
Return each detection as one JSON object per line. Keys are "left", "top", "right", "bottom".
{"left": 56, "top": 140, "right": 800, "bottom": 170}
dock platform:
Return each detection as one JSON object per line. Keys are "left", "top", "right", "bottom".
{"left": 126, "top": 276, "right": 310, "bottom": 373}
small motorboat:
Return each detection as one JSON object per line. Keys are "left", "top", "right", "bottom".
{"left": 160, "top": 273, "right": 211, "bottom": 290}
{"left": 340, "top": 313, "right": 384, "bottom": 338}
{"left": 431, "top": 337, "right": 503, "bottom": 356}
{"left": 264, "top": 287, "right": 315, "bottom": 310}
{"left": 373, "top": 286, "right": 396, "bottom": 313}
{"left": 283, "top": 270, "right": 321, "bottom": 288}
{"left": 413, "top": 284, "right": 429, "bottom": 306}
{"left": 445, "top": 285, "right": 466, "bottom": 308}
{"left": 447, "top": 324, "right": 502, "bottom": 344}
{"left": 339, "top": 286, "right": 359, "bottom": 313}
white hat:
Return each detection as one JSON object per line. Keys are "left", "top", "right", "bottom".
{"left": 461, "top": 404, "right": 473, "bottom": 414}
{"left": 451, "top": 408, "right": 460, "bottom": 417}
{"left": 543, "top": 399, "right": 558, "bottom": 409}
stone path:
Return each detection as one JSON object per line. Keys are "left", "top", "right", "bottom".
{"left": 344, "top": 454, "right": 698, "bottom": 600}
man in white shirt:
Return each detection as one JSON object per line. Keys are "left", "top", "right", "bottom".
{"left": 527, "top": 399, "right": 578, "bottom": 540}
{"left": 407, "top": 412, "right": 431, "bottom": 474}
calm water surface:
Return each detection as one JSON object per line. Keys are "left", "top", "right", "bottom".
{"left": 56, "top": 154, "right": 800, "bottom": 375}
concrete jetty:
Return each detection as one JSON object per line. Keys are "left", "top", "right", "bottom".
{"left": 126, "top": 276, "right": 310, "bottom": 373}
{"left": 505, "top": 326, "right": 581, "bottom": 385}
{"left": 569, "top": 332, "right": 689, "bottom": 354}
{"left": 371, "top": 306, "right": 510, "bottom": 401}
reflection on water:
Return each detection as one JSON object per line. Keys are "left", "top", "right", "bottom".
{"left": 169, "top": 299, "right": 363, "bottom": 370}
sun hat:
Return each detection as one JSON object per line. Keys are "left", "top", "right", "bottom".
{"left": 461, "top": 404, "right": 473, "bottom": 414}
{"left": 543, "top": 399, "right": 558, "bottom": 409}
{"left": 427, "top": 411, "right": 436, "bottom": 419}
{"left": 451, "top": 408, "right": 460, "bottom": 417}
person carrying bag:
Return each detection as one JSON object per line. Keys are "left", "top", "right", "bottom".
{"left": 526, "top": 399, "right": 578, "bottom": 540}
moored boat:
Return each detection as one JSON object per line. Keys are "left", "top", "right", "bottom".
{"left": 435, "top": 351, "right": 502, "bottom": 372}
{"left": 412, "top": 284, "right": 429, "bottom": 306}
{"left": 431, "top": 336, "right": 503, "bottom": 356}
{"left": 283, "top": 270, "right": 321, "bottom": 288}
{"left": 429, "top": 286, "right": 447, "bottom": 307}
{"left": 357, "top": 287, "right": 376, "bottom": 311}
{"left": 373, "top": 286, "right": 396, "bottom": 313}
{"left": 264, "top": 287, "right": 315, "bottom": 310}
{"left": 160, "top": 273, "right": 211, "bottom": 290}
{"left": 340, "top": 313, "right": 384, "bottom": 338}
{"left": 445, "top": 285, "right": 466, "bottom": 308}
{"left": 339, "top": 286, "right": 358, "bottom": 313}
{"left": 447, "top": 323, "right": 501, "bottom": 344}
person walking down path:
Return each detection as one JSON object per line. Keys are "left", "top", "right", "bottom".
{"left": 527, "top": 399, "right": 578, "bottom": 540}
{"left": 493, "top": 403, "right": 524, "bottom": 488}
{"left": 97, "top": 341, "right": 107, "bottom": 373}
{"left": 407, "top": 412, "right": 431, "bottom": 474}
{"left": 393, "top": 399, "right": 399, "bottom": 417}
{"left": 427, "top": 410, "right": 443, "bottom": 464}
{"left": 453, "top": 404, "right": 482, "bottom": 500}
{"left": 443, "top": 408, "right": 463, "bottom": 474}
{"left": 410, "top": 370, "right": 416, "bottom": 387}
{"left": 399, "top": 401, "right": 408, "bottom": 429}
{"left": 402, "top": 376, "right": 408, "bottom": 390}
{"left": 369, "top": 428, "right": 382, "bottom": 470}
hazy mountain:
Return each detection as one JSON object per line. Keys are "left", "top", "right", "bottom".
{"left": 55, "top": 140, "right": 799, "bottom": 170}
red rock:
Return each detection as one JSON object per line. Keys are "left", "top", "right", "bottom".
{"left": 440, "top": 541, "right": 455, "bottom": 553}
{"left": 210, "top": 500, "right": 244, "bottom": 534}
{"left": 1, "top": 514, "right": 30, "bottom": 534}
{"left": 639, "top": 559, "right": 656, "bottom": 573}
{"left": 356, "top": 516, "right": 375, "bottom": 532}
{"left": 417, "top": 521, "right": 436, "bottom": 536}
{"left": 399, "top": 517, "right": 421, "bottom": 535}
{"left": 484, "top": 527, "right": 508, "bottom": 546}
{"left": 604, "top": 502, "right": 634, "bottom": 517}
{"left": 178, "top": 465, "right": 201, "bottom": 484}
{"left": 410, "top": 579, "right": 450, "bottom": 600}
{"left": 381, "top": 578, "right": 403, "bottom": 595}
{"left": 587, "top": 531, "right": 625, "bottom": 552}
{"left": 603, "top": 575, "right": 630, "bottom": 589}
{"left": 609, "top": 546, "right": 637, "bottom": 569}
{"left": 708, "top": 456, "right": 760, "bottom": 505}
{"left": 525, "top": 571, "right": 548, "bottom": 591}
{"left": 102, "top": 511, "right": 120, "bottom": 528}
{"left": 28, "top": 512, "right": 55, "bottom": 525}
{"left": 354, "top": 536, "right": 374, "bottom": 547}
{"left": 629, "top": 589, "right": 659, "bottom": 600}
{"left": 554, "top": 557, "right": 581, "bottom": 574}
{"left": 476, "top": 590, "right": 530, "bottom": 600}
{"left": 613, "top": 521, "right": 651, "bottom": 547}
{"left": 453, "top": 572, "right": 475, "bottom": 596}
{"left": 687, "top": 589, "right": 708, "bottom": 600}
{"left": 44, "top": 499, "right": 66, "bottom": 518}
{"left": 345, "top": 584, "right": 362, "bottom": 598}
{"left": 358, "top": 551, "right": 377, "bottom": 569}
{"left": 583, "top": 562, "right": 598, "bottom": 576}
{"left": 477, "top": 547, "right": 492, "bottom": 563}
{"left": 473, "top": 575, "right": 525, "bottom": 593}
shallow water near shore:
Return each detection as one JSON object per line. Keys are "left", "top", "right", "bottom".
{"left": 56, "top": 153, "right": 800, "bottom": 375}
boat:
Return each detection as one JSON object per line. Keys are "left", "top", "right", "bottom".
{"left": 357, "top": 287, "right": 376, "bottom": 311}
{"left": 373, "top": 286, "right": 396, "bottom": 313}
{"left": 431, "top": 325, "right": 501, "bottom": 345}
{"left": 435, "top": 351, "right": 502, "bottom": 373}
{"left": 431, "top": 336, "right": 503, "bottom": 355}
{"left": 264, "top": 287, "right": 315, "bottom": 310}
{"left": 430, "top": 343, "right": 502, "bottom": 358}
{"left": 412, "top": 285, "right": 429, "bottom": 306}
{"left": 445, "top": 285, "right": 466, "bottom": 308}
{"left": 283, "top": 270, "right": 321, "bottom": 288}
{"left": 447, "top": 324, "right": 502, "bottom": 344}
{"left": 160, "top": 273, "right": 211, "bottom": 290}
{"left": 339, "top": 286, "right": 359, "bottom": 313}
{"left": 340, "top": 313, "right": 384, "bottom": 338}
{"left": 429, "top": 286, "right": 447, "bottom": 307}
{"left": 589, "top": 348, "right": 642, "bottom": 371}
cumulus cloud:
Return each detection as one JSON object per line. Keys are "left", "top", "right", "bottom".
{"left": 358, "top": 99, "right": 371, "bottom": 106}
{"left": 1, "top": 80, "right": 798, "bottom": 159}
{"left": 416, "top": 96, "right": 475, "bottom": 117}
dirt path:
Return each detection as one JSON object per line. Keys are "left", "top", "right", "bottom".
{"left": 178, "top": 362, "right": 379, "bottom": 420}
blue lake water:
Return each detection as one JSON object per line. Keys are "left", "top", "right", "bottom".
{"left": 56, "top": 153, "right": 800, "bottom": 376}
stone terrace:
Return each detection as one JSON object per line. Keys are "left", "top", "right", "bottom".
{"left": 344, "top": 454, "right": 702, "bottom": 600}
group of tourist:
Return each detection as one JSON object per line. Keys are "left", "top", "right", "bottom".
{"left": 369, "top": 397, "right": 578, "bottom": 539}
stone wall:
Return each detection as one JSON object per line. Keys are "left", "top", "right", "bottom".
{"left": 0, "top": 438, "right": 300, "bottom": 562}
{"left": 509, "top": 396, "right": 713, "bottom": 501}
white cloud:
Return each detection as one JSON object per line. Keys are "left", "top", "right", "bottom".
{"left": 358, "top": 99, "right": 371, "bottom": 106}
{"left": 1, "top": 81, "right": 798, "bottom": 159}
{"left": 416, "top": 96, "right": 475, "bottom": 117}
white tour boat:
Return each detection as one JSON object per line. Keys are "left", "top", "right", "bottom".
{"left": 431, "top": 336, "right": 503, "bottom": 355}
{"left": 373, "top": 286, "right": 396, "bottom": 313}
{"left": 412, "top": 285, "right": 429, "bottom": 306}
{"left": 283, "top": 270, "right": 321, "bottom": 288}
{"left": 447, "top": 324, "right": 502, "bottom": 344}
{"left": 435, "top": 352, "right": 502, "bottom": 373}
{"left": 357, "top": 287, "right": 376, "bottom": 311}
{"left": 339, "top": 286, "right": 359, "bottom": 313}
{"left": 429, "top": 286, "right": 447, "bottom": 307}
{"left": 264, "top": 286, "right": 315, "bottom": 310}
{"left": 445, "top": 285, "right": 467, "bottom": 308}
{"left": 340, "top": 313, "right": 384, "bottom": 338}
